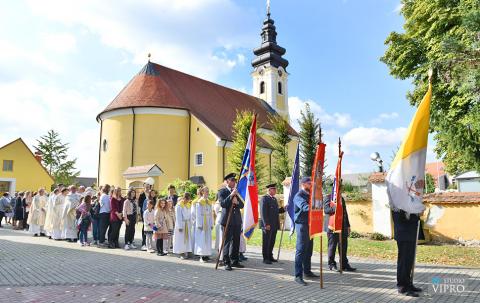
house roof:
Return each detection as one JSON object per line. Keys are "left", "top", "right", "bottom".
{"left": 0, "top": 138, "right": 54, "bottom": 182}
{"left": 123, "top": 164, "right": 164, "bottom": 177}
{"left": 342, "top": 173, "right": 371, "bottom": 187}
{"left": 97, "top": 62, "right": 297, "bottom": 146}
{"left": 423, "top": 192, "right": 480, "bottom": 204}
{"left": 75, "top": 177, "right": 97, "bottom": 187}
{"left": 455, "top": 171, "right": 480, "bottom": 179}
{"left": 368, "top": 172, "right": 387, "bottom": 183}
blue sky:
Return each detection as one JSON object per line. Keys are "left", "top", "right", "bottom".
{"left": 0, "top": 0, "right": 437, "bottom": 178}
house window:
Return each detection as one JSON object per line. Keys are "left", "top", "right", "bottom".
{"left": 102, "top": 139, "right": 108, "bottom": 152}
{"left": 195, "top": 153, "right": 204, "bottom": 166}
{"left": 278, "top": 81, "right": 283, "bottom": 94}
{"left": 3, "top": 160, "right": 13, "bottom": 171}
{"left": 260, "top": 81, "right": 265, "bottom": 94}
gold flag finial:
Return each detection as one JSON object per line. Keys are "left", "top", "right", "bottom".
{"left": 147, "top": 53, "right": 151, "bottom": 62}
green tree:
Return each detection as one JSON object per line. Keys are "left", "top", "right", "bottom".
{"left": 269, "top": 114, "right": 292, "bottom": 192}
{"left": 34, "top": 130, "right": 80, "bottom": 185}
{"left": 381, "top": 0, "right": 480, "bottom": 174}
{"left": 425, "top": 173, "right": 436, "bottom": 194}
{"left": 298, "top": 103, "right": 319, "bottom": 176}
{"left": 227, "top": 110, "right": 266, "bottom": 187}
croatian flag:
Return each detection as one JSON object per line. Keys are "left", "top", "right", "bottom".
{"left": 285, "top": 144, "right": 299, "bottom": 235}
{"left": 239, "top": 115, "right": 259, "bottom": 239}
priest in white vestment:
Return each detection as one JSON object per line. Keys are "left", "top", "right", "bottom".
{"left": 62, "top": 186, "right": 82, "bottom": 241}
{"left": 44, "top": 188, "right": 59, "bottom": 237}
{"left": 173, "top": 195, "right": 193, "bottom": 258}
{"left": 27, "top": 189, "right": 48, "bottom": 235}
{"left": 51, "top": 188, "right": 68, "bottom": 240}
{"left": 193, "top": 187, "right": 214, "bottom": 262}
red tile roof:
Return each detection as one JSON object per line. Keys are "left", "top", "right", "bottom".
{"left": 423, "top": 192, "right": 480, "bottom": 204}
{"left": 368, "top": 172, "right": 386, "bottom": 183}
{"left": 97, "top": 62, "right": 297, "bottom": 147}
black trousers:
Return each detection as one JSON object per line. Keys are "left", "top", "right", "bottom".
{"left": 223, "top": 224, "right": 241, "bottom": 265}
{"left": 327, "top": 231, "right": 349, "bottom": 267}
{"left": 124, "top": 214, "right": 136, "bottom": 245}
{"left": 396, "top": 240, "right": 416, "bottom": 288}
{"left": 109, "top": 220, "right": 121, "bottom": 247}
{"left": 156, "top": 238, "right": 164, "bottom": 252}
{"left": 262, "top": 228, "right": 278, "bottom": 260}
{"left": 0, "top": 211, "right": 4, "bottom": 227}
{"left": 99, "top": 213, "right": 110, "bottom": 243}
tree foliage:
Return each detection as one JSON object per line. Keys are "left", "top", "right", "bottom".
{"left": 34, "top": 130, "right": 80, "bottom": 185}
{"left": 269, "top": 114, "right": 292, "bottom": 192}
{"left": 298, "top": 103, "right": 320, "bottom": 177}
{"left": 227, "top": 110, "right": 266, "bottom": 187}
{"left": 425, "top": 173, "right": 436, "bottom": 194}
{"left": 381, "top": 0, "right": 480, "bottom": 174}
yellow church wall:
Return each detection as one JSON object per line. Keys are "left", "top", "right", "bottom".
{"left": 189, "top": 115, "right": 222, "bottom": 189}
{"left": 276, "top": 95, "right": 286, "bottom": 111}
{"left": 0, "top": 139, "right": 54, "bottom": 192}
{"left": 133, "top": 114, "right": 189, "bottom": 191}
{"left": 99, "top": 115, "right": 134, "bottom": 189}
{"left": 346, "top": 199, "right": 374, "bottom": 234}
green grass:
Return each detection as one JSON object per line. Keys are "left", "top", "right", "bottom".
{"left": 246, "top": 230, "right": 480, "bottom": 268}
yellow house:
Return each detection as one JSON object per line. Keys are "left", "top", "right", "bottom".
{"left": 97, "top": 11, "right": 298, "bottom": 191}
{"left": 0, "top": 138, "right": 54, "bottom": 193}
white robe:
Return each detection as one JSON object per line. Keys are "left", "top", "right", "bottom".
{"left": 28, "top": 194, "right": 47, "bottom": 234}
{"left": 62, "top": 193, "right": 81, "bottom": 239}
{"left": 51, "top": 194, "right": 66, "bottom": 239}
{"left": 44, "top": 193, "right": 57, "bottom": 236}
{"left": 173, "top": 204, "right": 193, "bottom": 254}
{"left": 192, "top": 199, "right": 213, "bottom": 256}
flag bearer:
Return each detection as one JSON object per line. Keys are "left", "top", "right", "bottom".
{"left": 259, "top": 183, "right": 284, "bottom": 264}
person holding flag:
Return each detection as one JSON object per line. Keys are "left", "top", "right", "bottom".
{"left": 386, "top": 74, "right": 432, "bottom": 297}
{"left": 293, "top": 177, "right": 319, "bottom": 286}
{"left": 259, "top": 183, "right": 284, "bottom": 264}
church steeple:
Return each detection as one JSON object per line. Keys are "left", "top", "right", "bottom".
{"left": 251, "top": 2, "right": 289, "bottom": 121}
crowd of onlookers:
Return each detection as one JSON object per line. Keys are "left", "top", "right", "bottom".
{"left": 0, "top": 182, "right": 247, "bottom": 263}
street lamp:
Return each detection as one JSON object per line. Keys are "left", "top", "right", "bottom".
{"left": 370, "top": 152, "right": 384, "bottom": 173}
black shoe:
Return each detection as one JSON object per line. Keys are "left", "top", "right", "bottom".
{"left": 404, "top": 290, "right": 420, "bottom": 297}
{"left": 224, "top": 264, "right": 233, "bottom": 271}
{"left": 33, "top": 234, "right": 38, "bottom": 237}
{"left": 304, "top": 272, "right": 319, "bottom": 278}
{"left": 270, "top": 257, "right": 278, "bottom": 263}
{"left": 344, "top": 265, "right": 357, "bottom": 272}
{"left": 40, "top": 233, "right": 46, "bottom": 237}
{"left": 294, "top": 277, "right": 307, "bottom": 286}
{"left": 328, "top": 264, "right": 337, "bottom": 271}
{"left": 239, "top": 253, "right": 248, "bottom": 261}
{"left": 263, "top": 259, "right": 272, "bottom": 264}
{"left": 231, "top": 262, "right": 245, "bottom": 268}
{"left": 409, "top": 285, "right": 423, "bottom": 292}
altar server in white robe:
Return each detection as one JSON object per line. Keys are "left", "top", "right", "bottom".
{"left": 28, "top": 188, "right": 48, "bottom": 236}
{"left": 51, "top": 188, "right": 68, "bottom": 240}
{"left": 44, "top": 188, "right": 59, "bottom": 237}
{"left": 62, "top": 186, "right": 82, "bottom": 241}
{"left": 173, "top": 193, "right": 193, "bottom": 259}
{"left": 193, "top": 186, "right": 214, "bottom": 262}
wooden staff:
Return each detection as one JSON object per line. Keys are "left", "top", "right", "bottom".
{"left": 410, "top": 219, "right": 421, "bottom": 282}
{"left": 320, "top": 234, "right": 324, "bottom": 288}
{"left": 215, "top": 197, "right": 235, "bottom": 270}
{"left": 338, "top": 137, "right": 343, "bottom": 274}
{"left": 276, "top": 216, "right": 285, "bottom": 261}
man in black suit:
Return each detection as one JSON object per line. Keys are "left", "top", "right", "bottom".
{"left": 218, "top": 173, "right": 244, "bottom": 271}
{"left": 323, "top": 184, "right": 356, "bottom": 272}
{"left": 260, "top": 183, "right": 285, "bottom": 264}
{"left": 392, "top": 209, "right": 423, "bottom": 297}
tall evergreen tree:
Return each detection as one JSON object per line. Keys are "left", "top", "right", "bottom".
{"left": 227, "top": 111, "right": 265, "bottom": 187}
{"left": 34, "top": 130, "right": 80, "bottom": 185}
{"left": 269, "top": 114, "right": 292, "bottom": 192}
{"left": 298, "top": 103, "right": 319, "bottom": 176}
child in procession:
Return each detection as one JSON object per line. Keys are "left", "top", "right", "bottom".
{"left": 193, "top": 186, "right": 214, "bottom": 262}
{"left": 143, "top": 199, "right": 156, "bottom": 253}
{"left": 173, "top": 193, "right": 193, "bottom": 259}
{"left": 165, "top": 199, "right": 175, "bottom": 254}
{"left": 154, "top": 198, "right": 169, "bottom": 256}
{"left": 76, "top": 195, "right": 93, "bottom": 246}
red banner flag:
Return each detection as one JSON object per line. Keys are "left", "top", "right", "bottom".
{"left": 328, "top": 151, "right": 344, "bottom": 232}
{"left": 309, "top": 142, "right": 326, "bottom": 238}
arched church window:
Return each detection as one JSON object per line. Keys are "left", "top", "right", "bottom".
{"left": 278, "top": 82, "right": 282, "bottom": 94}
{"left": 102, "top": 139, "right": 108, "bottom": 152}
{"left": 260, "top": 81, "right": 265, "bottom": 94}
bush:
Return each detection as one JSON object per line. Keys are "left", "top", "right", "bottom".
{"left": 160, "top": 179, "right": 199, "bottom": 199}
{"left": 349, "top": 231, "right": 362, "bottom": 238}
{"left": 369, "top": 232, "right": 388, "bottom": 241}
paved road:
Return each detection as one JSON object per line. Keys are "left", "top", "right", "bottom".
{"left": 0, "top": 226, "right": 478, "bottom": 302}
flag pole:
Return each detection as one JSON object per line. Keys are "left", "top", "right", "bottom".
{"left": 338, "top": 137, "right": 343, "bottom": 274}
{"left": 276, "top": 216, "right": 285, "bottom": 261}
{"left": 319, "top": 130, "right": 324, "bottom": 288}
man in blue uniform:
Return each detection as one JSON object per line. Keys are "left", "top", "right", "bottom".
{"left": 293, "top": 177, "right": 319, "bottom": 286}
{"left": 392, "top": 209, "right": 423, "bottom": 297}
{"left": 218, "top": 173, "right": 244, "bottom": 271}
{"left": 259, "top": 183, "right": 285, "bottom": 264}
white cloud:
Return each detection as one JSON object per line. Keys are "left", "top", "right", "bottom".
{"left": 288, "top": 96, "right": 352, "bottom": 130}
{"left": 343, "top": 127, "right": 406, "bottom": 147}
{"left": 25, "top": 0, "right": 257, "bottom": 80}
{"left": 371, "top": 112, "right": 399, "bottom": 125}
{"left": 41, "top": 32, "right": 77, "bottom": 53}
{"left": 393, "top": 3, "right": 404, "bottom": 13}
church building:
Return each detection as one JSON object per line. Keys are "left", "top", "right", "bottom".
{"left": 96, "top": 9, "right": 298, "bottom": 191}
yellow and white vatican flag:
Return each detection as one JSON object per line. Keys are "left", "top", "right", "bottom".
{"left": 386, "top": 81, "right": 432, "bottom": 214}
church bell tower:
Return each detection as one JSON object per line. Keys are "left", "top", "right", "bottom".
{"left": 251, "top": 3, "right": 289, "bottom": 121}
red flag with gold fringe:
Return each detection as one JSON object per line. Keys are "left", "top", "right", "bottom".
{"left": 309, "top": 142, "right": 326, "bottom": 238}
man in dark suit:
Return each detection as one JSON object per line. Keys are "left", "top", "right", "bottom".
{"left": 392, "top": 209, "right": 423, "bottom": 297}
{"left": 323, "top": 187, "right": 356, "bottom": 272}
{"left": 259, "top": 183, "right": 285, "bottom": 264}
{"left": 218, "top": 173, "right": 244, "bottom": 271}
{"left": 293, "top": 177, "right": 319, "bottom": 286}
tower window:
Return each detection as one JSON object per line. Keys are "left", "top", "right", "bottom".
{"left": 195, "top": 153, "right": 204, "bottom": 166}
{"left": 260, "top": 81, "right": 265, "bottom": 94}
{"left": 278, "top": 81, "right": 283, "bottom": 95}
{"left": 102, "top": 139, "right": 108, "bottom": 152}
